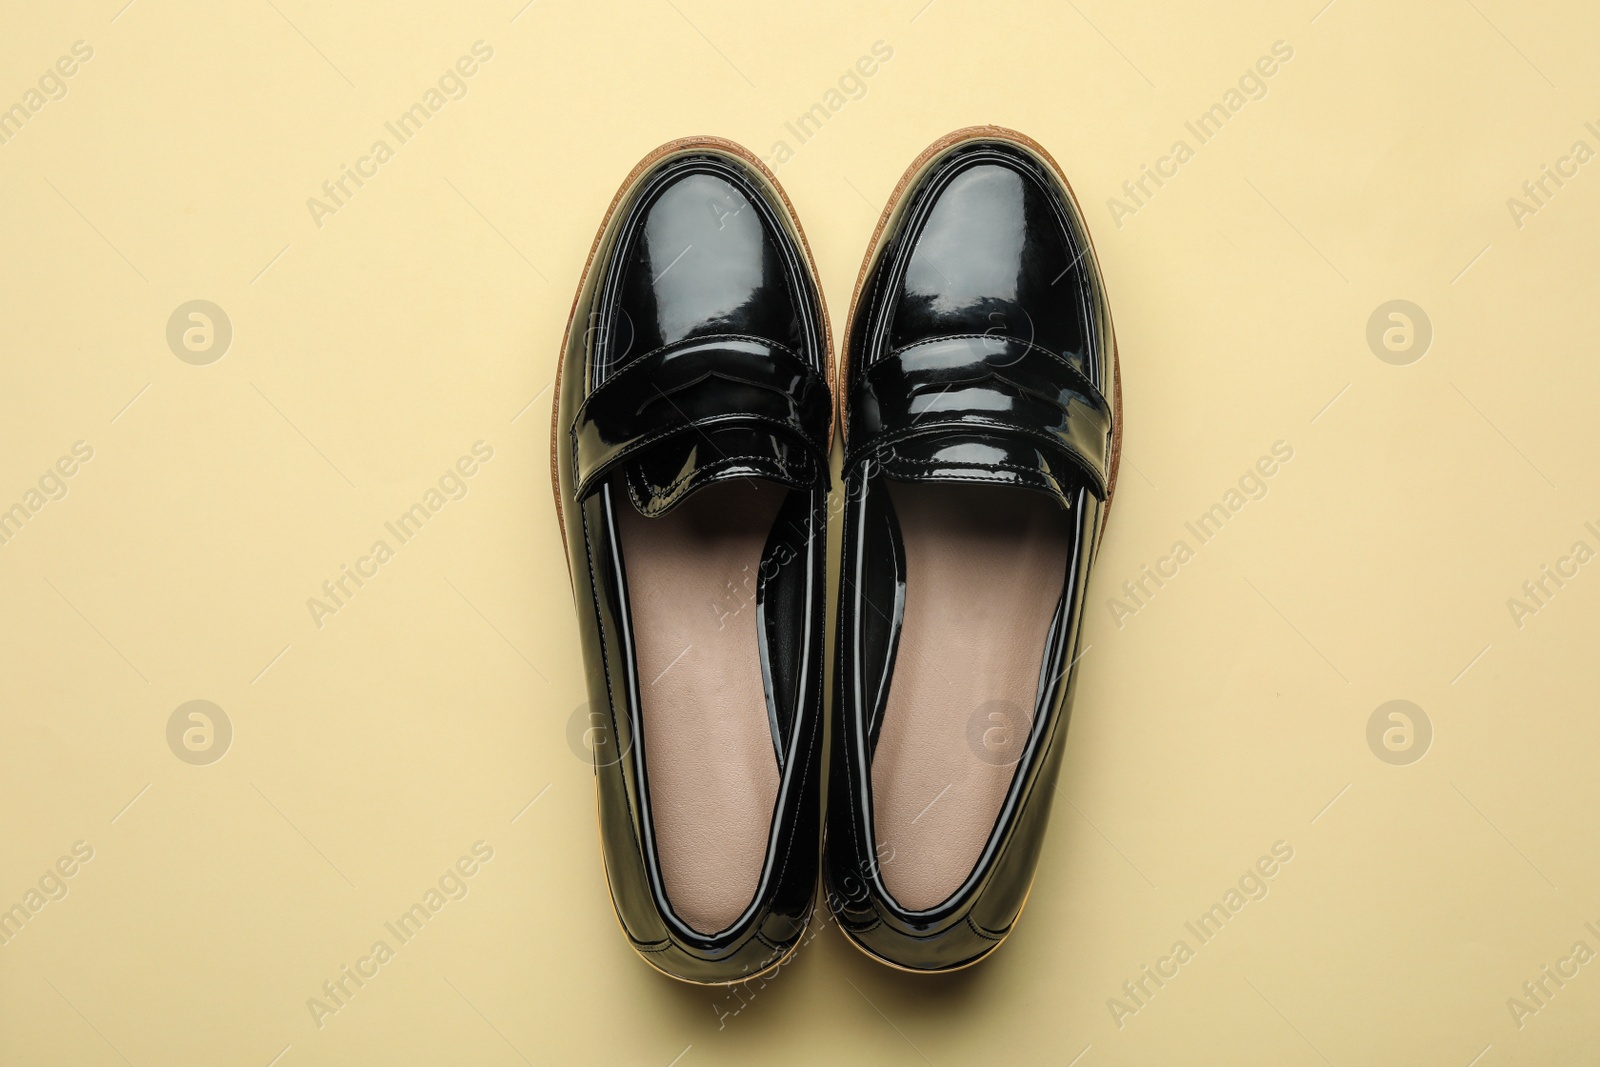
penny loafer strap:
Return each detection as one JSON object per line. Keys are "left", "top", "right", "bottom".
{"left": 573, "top": 334, "right": 832, "bottom": 503}
{"left": 845, "top": 334, "right": 1112, "bottom": 498}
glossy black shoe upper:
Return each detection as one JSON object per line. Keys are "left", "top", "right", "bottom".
{"left": 826, "top": 128, "right": 1119, "bottom": 972}
{"left": 553, "top": 138, "right": 831, "bottom": 984}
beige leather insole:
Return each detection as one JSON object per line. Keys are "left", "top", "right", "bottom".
{"left": 872, "top": 482, "right": 1071, "bottom": 912}
{"left": 616, "top": 480, "right": 782, "bottom": 935}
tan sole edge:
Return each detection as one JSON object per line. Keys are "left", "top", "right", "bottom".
{"left": 548, "top": 135, "right": 835, "bottom": 575}
{"left": 827, "top": 126, "right": 1122, "bottom": 968}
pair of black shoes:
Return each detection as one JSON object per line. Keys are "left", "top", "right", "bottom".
{"left": 552, "top": 127, "right": 1120, "bottom": 983}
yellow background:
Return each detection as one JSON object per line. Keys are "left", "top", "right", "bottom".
{"left": 2, "top": 0, "right": 1597, "bottom": 1063}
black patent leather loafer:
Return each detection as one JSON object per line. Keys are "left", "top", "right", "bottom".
{"left": 552, "top": 137, "right": 833, "bottom": 984}
{"left": 826, "top": 127, "right": 1121, "bottom": 972}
